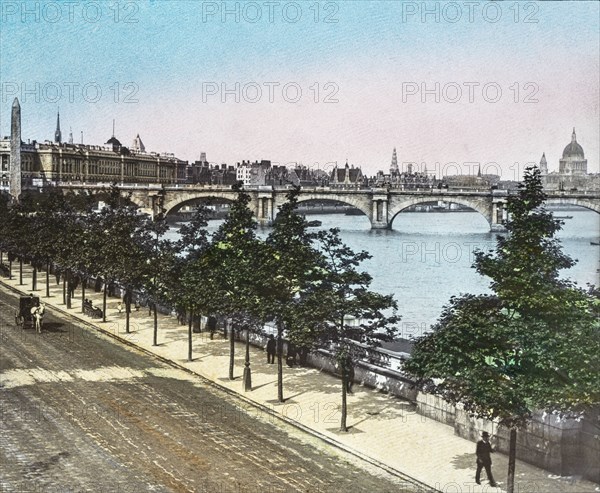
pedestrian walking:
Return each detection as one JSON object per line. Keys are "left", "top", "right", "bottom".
{"left": 117, "top": 301, "right": 123, "bottom": 314}
{"left": 475, "top": 431, "right": 497, "bottom": 487}
{"left": 266, "top": 334, "right": 276, "bottom": 364}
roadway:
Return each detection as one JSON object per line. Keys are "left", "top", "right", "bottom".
{"left": 0, "top": 286, "right": 419, "bottom": 493}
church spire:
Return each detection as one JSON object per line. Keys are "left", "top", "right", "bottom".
{"left": 68, "top": 127, "right": 73, "bottom": 145}
{"left": 54, "top": 109, "right": 62, "bottom": 143}
{"left": 572, "top": 127, "right": 576, "bottom": 143}
{"left": 539, "top": 152, "right": 548, "bottom": 175}
{"left": 390, "top": 147, "right": 398, "bottom": 174}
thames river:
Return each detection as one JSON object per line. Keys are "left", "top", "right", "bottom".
{"left": 170, "top": 208, "right": 600, "bottom": 340}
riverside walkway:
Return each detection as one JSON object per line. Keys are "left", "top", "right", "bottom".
{"left": 1, "top": 266, "right": 597, "bottom": 493}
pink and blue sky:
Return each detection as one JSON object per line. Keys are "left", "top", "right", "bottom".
{"left": 1, "top": 1, "right": 598, "bottom": 178}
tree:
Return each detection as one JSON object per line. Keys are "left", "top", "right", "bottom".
{"left": 404, "top": 166, "right": 600, "bottom": 493}
{"left": 3, "top": 198, "right": 34, "bottom": 286}
{"left": 94, "top": 186, "right": 149, "bottom": 328}
{"left": 142, "top": 210, "right": 177, "bottom": 347}
{"left": 29, "top": 188, "right": 94, "bottom": 302}
{"left": 307, "top": 228, "right": 399, "bottom": 431}
{"left": 204, "top": 184, "right": 264, "bottom": 383}
{"left": 175, "top": 205, "right": 211, "bottom": 361}
{"left": 260, "top": 187, "right": 321, "bottom": 402}
{"left": 28, "top": 188, "right": 68, "bottom": 297}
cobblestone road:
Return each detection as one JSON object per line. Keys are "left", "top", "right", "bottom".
{"left": 0, "top": 288, "right": 423, "bottom": 493}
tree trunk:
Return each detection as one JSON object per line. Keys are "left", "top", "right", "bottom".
{"left": 19, "top": 258, "right": 23, "bottom": 285}
{"left": 102, "top": 283, "right": 107, "bottom": 322}
{"left": 45, "top": 262, "right": 50, "bottom": 298}
{"left": 62, "top": 273, "right": 67, "bottom": 304}
{"left": 152, "top": 303, "right": 158, "bottom": 346}
{"left": 277, "top": 321, "right": 284, "bottom": 403}
{"left": 8, "top": 259, "right": 12, "bottom": 280}
{"left": 188, "top": 310, "right": 193, "bottom": 362}
{"left": 229, "top": 320, "right": 235, "bottom": 380}
{"left": 81, "top": 278, "right": 86, "bottom": 314}
{"left": 507, "top": 428, "right": 517, "bottom": 493}
{"left": 125, "top": 288, "right": 131, "bottom": 334}
{"left": 66, "top": 270, "right": 72, "bottom": 309}
{"left": 340, "top": 366, "right": 348, "bottom": 432}
{"left": 243, "top": 327, "right": 252, "bottom": 391}
{"left": 32, "top": 264, "right": 37, "bottom": 291}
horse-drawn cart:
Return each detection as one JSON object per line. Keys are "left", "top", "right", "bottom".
{"left": 15, "top": 295, "right": 42, "bottom": 330}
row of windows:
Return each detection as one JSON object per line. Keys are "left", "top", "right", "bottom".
{"left": 1, "top": 152, "right": 185, "bottom": 184}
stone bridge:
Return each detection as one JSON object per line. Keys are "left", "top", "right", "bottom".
{"left": 54, "top": 184, "right": 600, "bottom": 231}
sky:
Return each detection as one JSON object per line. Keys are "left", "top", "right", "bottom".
{"left": 1, "top": 0, "right": 598, "bottom": 179}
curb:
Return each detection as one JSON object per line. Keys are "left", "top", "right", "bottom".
{"left": 1, "top": 279, "right": 439, "bottom": 493}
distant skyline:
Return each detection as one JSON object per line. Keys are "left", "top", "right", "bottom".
{"left": 1, "top": 1, "right": 598, "bottom": 180}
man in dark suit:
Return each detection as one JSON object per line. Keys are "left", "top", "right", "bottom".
{"left": 475, "top": 431, "right": 497, "bottom": 487}
{"left": 266, "top": 334, "right": 276, "bottom": 364}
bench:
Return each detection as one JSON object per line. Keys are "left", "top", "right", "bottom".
{"left": 91, "top": 307, "right": 103, "bottom": 319}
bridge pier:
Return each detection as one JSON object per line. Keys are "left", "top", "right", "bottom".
{"left": 148, "top": 189, "right": 167, "bottom": 220}
{"left": 491, "top": 193, "right": 508, "bottom": 232}
{"left": 255, "top": 190, "right": 274, "bottom": 226}
{"left": 371, "top": 190, "right": 390, "bottom": 229}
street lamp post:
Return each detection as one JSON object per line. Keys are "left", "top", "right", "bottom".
{"left": 243, "top": 324, "right": 252, "bottom": 391}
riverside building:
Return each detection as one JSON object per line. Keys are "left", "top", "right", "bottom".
{"left": 1, "top": 99, "right": 188, "bottom": 199}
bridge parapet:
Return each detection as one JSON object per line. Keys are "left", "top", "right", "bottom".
{"left": 41, "top": 183, "right": 599, "bottom": 228}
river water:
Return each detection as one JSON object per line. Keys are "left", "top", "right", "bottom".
{"left": 168, "top": 208, "right": 600, "bottom": 339}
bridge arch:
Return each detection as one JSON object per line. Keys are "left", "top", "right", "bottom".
{"left": 76, "top": 188, "right": 149, "bottom": 213}
{"left": 388, "top": 196, "right": 493, "bottom": 230}
{"left": 291, "top": 194, "right": 372, "bottom": 223}
{"left": 544, "top": 198, "right": 600, "bottom": 214}
{"left": 163, "top": 191, "right": 239, "bottom": 217}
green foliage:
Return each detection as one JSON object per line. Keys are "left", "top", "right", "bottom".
{"left": 309, "top": 228, "right": 399, "bottom": 365}
{"left": 475, "top": 167, "right": 576, "bottom": 316}
{"left": 94, "top": 186, "right": 151, "bottom": 290}
{"left": 142, "top": 211, "right": 178, "bottom": 309}
{"left": 405, "top": 166, "right": 599, "bottom": 428}
{"left": 176, "top": 204, "right": 211, "bottom": 261}
{"left": 209, "top": 184, "right": 263, "bottom": 319}
{"left": 260, "top": 186, "right": 320, "bottom": 326}
{"left": 167, "top": 205, "right": 211, "bottom": 317}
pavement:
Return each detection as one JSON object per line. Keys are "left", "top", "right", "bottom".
{"left": 1, "top": 264, "right": 599, "bottom": 493}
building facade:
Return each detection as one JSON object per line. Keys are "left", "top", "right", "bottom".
{"left": 559, "top": 128, "right": 587, "bottom": 175}
{"left": 330, "top": 161, "right": 364, "bottom": 189}
{"left": 1, "top": 100, "right": 189, "bottom": 197}
{"left": 541, "top": 129, "right": 599, "bottom": 191}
